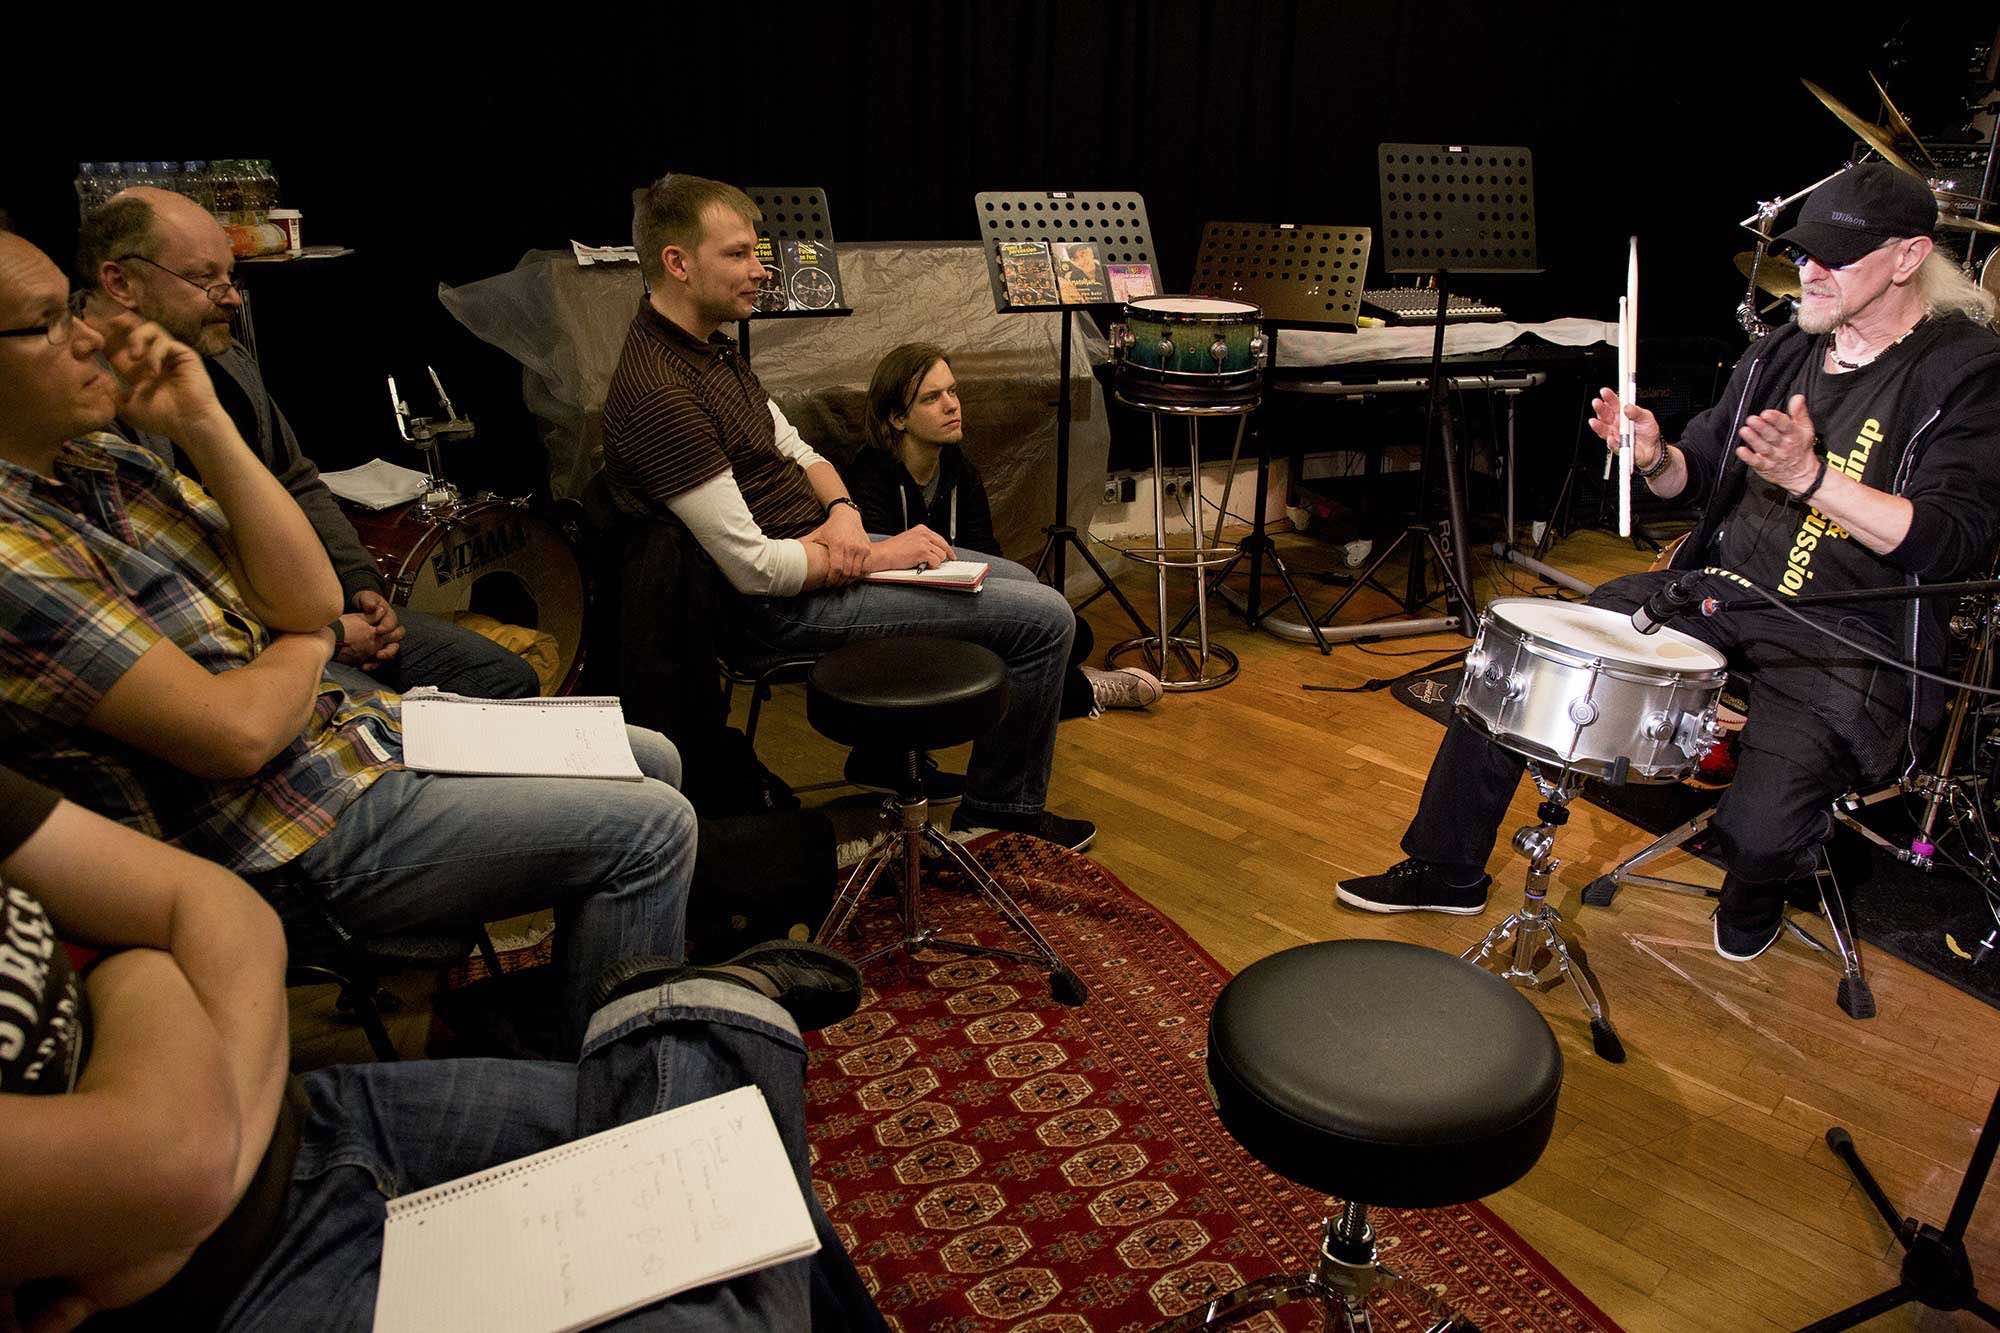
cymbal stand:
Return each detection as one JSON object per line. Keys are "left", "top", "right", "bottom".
{"left": 1832, "top": 586, "right": 2000, "bottom": 962}
{"left": 387, "top": 366, "right": 473, "bottom": 517}
{"left": 1734, "top": 169, "right": 1844, "bottom": 339}
{"left": 1462, "top": 767, "right": 1627, "bottom": 1063}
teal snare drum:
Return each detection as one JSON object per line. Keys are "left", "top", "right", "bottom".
{"left": 1112, "top": 296, "right": 1265, "bottom": 409}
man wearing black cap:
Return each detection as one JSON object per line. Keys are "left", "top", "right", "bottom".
{"left": 1337, "top": 162, "right": 2000, "bottom": 962}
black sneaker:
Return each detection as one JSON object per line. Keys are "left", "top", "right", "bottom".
{"left": 1713, "top": 901, "right": 1785, "bottom": 962}
{"left": 843, "top": 749, "right": 966, "bottom": 804}
{"left": 1335, "top": 858, "right": 1490, "bottom": 915}
{"left": 949, "top": 806, "right": 1097, "bottom": 853}
{"left": 590, "top": 941, "right": 863, "bottom": 1032}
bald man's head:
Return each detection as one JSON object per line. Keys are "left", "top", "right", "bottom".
{"left": 81, "top": 187, "right": 239, "bottom": 354}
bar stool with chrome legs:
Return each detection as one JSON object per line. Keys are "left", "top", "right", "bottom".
{"left": 809, "top": 636, "right": 1087, "bottom": 1006}
{"left": 1155, "top": 939, "right": 1562, "bottom": 1333}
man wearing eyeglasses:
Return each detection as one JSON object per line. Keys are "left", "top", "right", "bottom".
{"left": 0, "top": 227, "right": 745, "bottom": 1056}
{"left": 1336, "top": 162, "right": 2000, "bottom": 963}
{"left": 77, "top": 187, "right": 539, "bottom": 700}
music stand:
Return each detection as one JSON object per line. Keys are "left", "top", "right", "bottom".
{"left": 1176, "top": 220, "right": 1372, "bottom": 655}
{"left": 737, "top": 186, "right": 854, "bottom": 365}
{"left": 973, "top": 189, "right": 1159, "bottom": 637}
{"left": 1305, "top": 144, "right": 1541, "bottom": 642}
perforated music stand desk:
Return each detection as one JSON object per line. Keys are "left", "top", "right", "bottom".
{"left": 1308, "top": 144, "right": 1541, "bottom": 643}
{"left": 974, "top": 189, "right": 1160, "bottom": 634}
{"left": 736, "top": 186, "right": 854, "bottom": 365}
{"left": 1181, "top": 221, "right": 1371, "bottom": 653}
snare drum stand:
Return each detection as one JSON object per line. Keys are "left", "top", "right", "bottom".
{"left": 1463, "top": 768, "right": 1627, "bottom": 1063}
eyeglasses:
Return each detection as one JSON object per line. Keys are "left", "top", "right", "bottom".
{"left": 0, "top": 291, "right": 91, "bottom": 346}
{"left": 116, "top": 253, "right": 245, "bottom": 306}
{"left": 1778, "top": 238, "right": 1900, "bottom": 271}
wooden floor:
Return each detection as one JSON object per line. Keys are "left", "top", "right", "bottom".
{"left": 287, "top": 524, "right": 2000, "bottom": 1329}
{"left": 740, "top": 527, "right": 2000, "bottom": 1332}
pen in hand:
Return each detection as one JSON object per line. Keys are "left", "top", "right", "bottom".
{"left": 915, "top": 561, "right": 930, "bottom": 573}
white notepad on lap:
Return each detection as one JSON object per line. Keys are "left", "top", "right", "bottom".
{"left": 373, "top": 1085, "right": 818, "bottom": 1333}
{"left": 399, "top": 688, "right": 643, "bottom": 780}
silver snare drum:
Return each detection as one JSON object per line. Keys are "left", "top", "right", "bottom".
{"left": 1457, "top": 598, "right": 1727, "bottom": 783}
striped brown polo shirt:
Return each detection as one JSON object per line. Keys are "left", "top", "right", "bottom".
{"left": 602, "top": 302, "right": 827, "bottom": 540}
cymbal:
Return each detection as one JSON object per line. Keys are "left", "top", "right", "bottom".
{"left": 1938, "top": 212, "right": 2000, "bottom": 236}
{"left": 1802, "top": 78, "right": 1921, "bottom": 176}
{"left": 1866, "top": 72, "right": 1933, "bottom": 168}
{"left": 1735, "top": 250, "right": 1801, "bottom": 298}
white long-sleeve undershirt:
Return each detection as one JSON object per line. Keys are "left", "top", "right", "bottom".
{"left": 665, "top": 402, "right": 831, "bottom": 597}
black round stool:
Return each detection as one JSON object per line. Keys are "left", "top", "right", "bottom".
{"left": 1157, "top": 939, "right": 1564, "bottom": 1332}
{"left": 808, "top": 636, "right": 1086, "bottom": 1005}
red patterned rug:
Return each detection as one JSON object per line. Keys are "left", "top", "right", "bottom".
{"left": 805, "top": 834, "right": 1622, "bottom": 1332}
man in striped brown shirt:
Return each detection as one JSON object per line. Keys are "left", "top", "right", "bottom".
{"left": 602, "top": 173, "right": 1094, "bottom": 850}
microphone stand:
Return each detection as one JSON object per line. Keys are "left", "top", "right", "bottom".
{"left": 1694, "top": 577, "right": 2000, "bottom": 619}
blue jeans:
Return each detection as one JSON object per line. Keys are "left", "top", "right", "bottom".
{"left": 376, "top": 608, "right": 543, "bottom": 699}
{"left": 263, "top": 727, "right": 695, "bottom": 1044}
{"left": 739, "top": 548, "right": 1074, "bottom": 814}
{"left": 219, "top": 979, "right": 854, "bottom": 1330}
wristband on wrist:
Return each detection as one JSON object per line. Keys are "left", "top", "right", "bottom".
{"left": 1792, "top": 456, "right": 1830, "bottom": 506}
{"left": 827, "top": 496, "right": 858, "bottom": 515}
{"left": 326, "top": 616, "right": 345, "bottom": 646}
{"left": 1637, "top": 443, "right": 1674, "bottom": 482}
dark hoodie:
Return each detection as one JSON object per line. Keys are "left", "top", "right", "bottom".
{"left": 1666, "top": 315, "right": 2000, "bottom": 717}
{"left": 844, "top": 443, "right": 1002, "bottom": 557}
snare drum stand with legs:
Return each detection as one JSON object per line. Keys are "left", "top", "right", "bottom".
{"left": 1462, "top": 766, "right": 1627, "bottom": 1063}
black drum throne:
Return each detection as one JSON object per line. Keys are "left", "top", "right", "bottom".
{"left": 808, "top": 637, "right": 1086, "bottom": 1006}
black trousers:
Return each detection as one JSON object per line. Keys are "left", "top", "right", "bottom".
{"left": 1402, "top": 572, "right": 1915, "bottom": 910}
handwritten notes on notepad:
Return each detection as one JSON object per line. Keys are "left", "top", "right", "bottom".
{"left": 373, "top": 1085, "right": 818, "bottom": 1333}
{"left": 399, "top": 688, "right": 643, "bottom": 780}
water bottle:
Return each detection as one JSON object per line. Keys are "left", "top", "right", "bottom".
{"left": 211, "top": 160, "right": 243, "bottom": 223}
{"left": 248, "top": 160, "right": 279, "bottom": 223}
{"left": 182, "top": 161, "right": 215, "bottom": 210}
{"left": 73, "top": 162, "right": 97, "bottom": 218}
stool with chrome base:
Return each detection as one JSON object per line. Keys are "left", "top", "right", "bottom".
{"left": 808, "top": 636, "right": 1087, "bottom": 1006}
{"left": 1579, "top": 804, "right": 1873, "bottom": 1020}
{"left": 1156, "top": 939, "right": 1562, "bottom": 1333}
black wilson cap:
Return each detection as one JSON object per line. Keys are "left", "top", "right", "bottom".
{"left": 1773, "top": 162, "right": 1937, "bottom": 267}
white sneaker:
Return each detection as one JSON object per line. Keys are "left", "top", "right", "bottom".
{"left": 1081, "top": 665, "right": 1163, "bottom": 715}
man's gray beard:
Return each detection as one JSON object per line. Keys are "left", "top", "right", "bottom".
{"left": 1795, "top": 296, "right": 1842, "bottom": 335}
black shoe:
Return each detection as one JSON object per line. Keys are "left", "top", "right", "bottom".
{"left": 590, "top": 941, "right": 863, "bottom": 1032}
{"left": 1335, "top": 858, "right": 1490, "bottom": 915}
{"left": 843, "top": 749, "right": 965, "bottom": 804}
{"left": 949, "top": 806, "right": 1097, "bottom": 853}
{"left": 1713, "top": 900, "right": 1785, "bottom": 962}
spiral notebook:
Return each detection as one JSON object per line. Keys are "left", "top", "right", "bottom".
{"left": 373, "top": 1085, "right": 817, "bottom": 1333}
{"left": 399, "top": 687, "right": 643, "bottom": 779}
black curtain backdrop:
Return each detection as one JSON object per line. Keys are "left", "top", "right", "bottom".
{"left": 9, "top": 2, "right": 1989, "bottom": 489}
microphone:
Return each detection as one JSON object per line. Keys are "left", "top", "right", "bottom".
{"left": 1631, "top": 570, "right": 1703, "bottom": 636}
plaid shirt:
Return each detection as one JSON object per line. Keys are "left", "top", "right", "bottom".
{"left": 0, "top": 433, "right": 400, "bottom": 874}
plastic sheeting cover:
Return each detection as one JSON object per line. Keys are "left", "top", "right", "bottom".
{"left": 439, "top": 240, "right": 1110, "bottom": 580}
